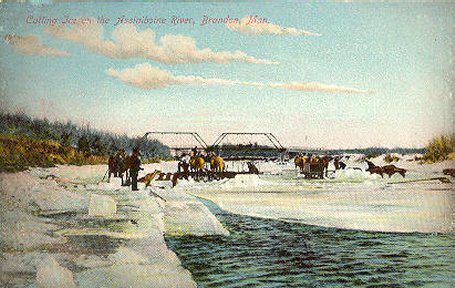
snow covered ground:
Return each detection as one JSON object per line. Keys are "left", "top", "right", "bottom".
{"left": 0, "top": 164, "right": 227, "bottom": 287}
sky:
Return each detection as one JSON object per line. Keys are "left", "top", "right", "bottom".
{"left": 0, "top": 1, "right": 453, "bottom": 149}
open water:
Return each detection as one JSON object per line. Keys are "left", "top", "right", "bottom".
{"left": 166, "top": 198, "right": 455, "bottom": 288}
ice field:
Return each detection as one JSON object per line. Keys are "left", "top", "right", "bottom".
{"left": 173, "top": 156, "right": 454, "bottom": 233}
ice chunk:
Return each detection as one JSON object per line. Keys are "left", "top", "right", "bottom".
{"left": 150, "top": 189, "right": 229, "bottom": 236}
{"left": 222, "top": 174, "right": 266, "bottom": 188}
{"left": 164, "top": 200, "right": 229, "bottom": 236}
{"left": 88, "top": 194, "right": 117, "bottom": 217}
{"left": 36, "top": 256, "right": 77, "bottom": 288}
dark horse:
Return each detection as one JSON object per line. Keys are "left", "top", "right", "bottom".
{"left": 247, "top": 162, "right": 259, "bottom": 174}
{"left": 320, "top": 156, "right": 333, "bottom": 177}
{"left": 365, "top": 160, "right": 406, "bottom": 178}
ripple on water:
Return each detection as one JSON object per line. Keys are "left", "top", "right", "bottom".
{"left": 165, "top": 198, "right": 455, "bottom": 288}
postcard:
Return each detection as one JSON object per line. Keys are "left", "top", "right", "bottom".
{"left": 1, "top": 1, "right": 454, "bottom": 287}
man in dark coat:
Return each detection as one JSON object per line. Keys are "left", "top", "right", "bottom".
{"left": 108, "top": 154, "right": 117, "bottom": 182}
{"left": 130, "top": 147, "right": 143, "bottom": 191}
{"left": 116, "top": 149, "right": 126, "bottom": 186}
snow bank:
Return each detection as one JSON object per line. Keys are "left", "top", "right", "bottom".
{"left": 1, "top": 253, "right": 65, "bottom": 287}
{"left": 1, "top": 167, "right": 200, "bottom": 288}
{"left": 256, "top": 161, "right": 291, "bottom": 174}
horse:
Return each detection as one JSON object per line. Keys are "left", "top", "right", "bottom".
{"left": 209, "top": 153, "right": 225, "bottom": 173}
{"left": 247, "top": 162, "right": 259, "bottom": 174}
{"left": 306, "top": 163, "right": 325, "bottom": 179}
{"left": 294, "top": 155, "right": 306, "bottom": 173}
{"left": 320, "top": 156, "right": 333, "bottom": 177}
{"left": 138, "top": 170, "right": 162, "bottom": 188}
{"left": 208, "top": 153, "right": 225, "bottom": 180}
{"left": 365, "top": 160, "right": 406, "bottom": 178}
{"left": 189, "top": 151, "right": 205, "bottom": 180}
{"left": 119, "top": 155, "right": 134, "bottom": 186}
{"left": 382, "top": 165, "right": 406, "bottom": 178}
{"left": 365, "top": 160, "right": 384, "bottom": 177}
{"left": 113, "top": 150, "right": 128, "bottom": 185}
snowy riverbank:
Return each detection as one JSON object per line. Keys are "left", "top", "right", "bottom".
{"left": 0, "top": 165, "right": 227, "bottom": 287}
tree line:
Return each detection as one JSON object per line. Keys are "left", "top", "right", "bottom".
{"left": 0, "top": 111, "right": 171, "bottom": 159}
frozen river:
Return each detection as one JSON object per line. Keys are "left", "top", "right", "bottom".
{"left": 169, "top": 156, "right": 454, "bottom": 234}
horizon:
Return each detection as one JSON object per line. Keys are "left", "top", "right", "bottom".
{"left": 1, "top": 2, "right": 453, "bottom": 149}
{"left": 0, "top": 108, "right": 430, "bottom": 151}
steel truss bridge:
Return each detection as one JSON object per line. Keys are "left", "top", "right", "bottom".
{"left": 143, "top": 131, "right": 288, "bottom": 161}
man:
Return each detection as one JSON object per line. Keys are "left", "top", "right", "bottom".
{"left": 191, "top": 146, "right": 198, "bottom": 157}
{"left": 129, "top": 147, "right": 143, "bottom": 191}
{"left": 107, "top": 153, "right": 117, "bottom": 183}
{"left": 177, "top": 159, "right": 190, "bottom": 180}
{"left": 334, "top": 156, "right": 340, "bottom": 170}
{"left": 116, "top": 149, "right": 126, "bottom": 186}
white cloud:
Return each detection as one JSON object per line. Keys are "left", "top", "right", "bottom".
{"left": 106, "top": 63, "right": 238, "bottom": 89}
{"left": 267, "top": 82, "right": 368, "bottom": 94}
{"left": 4, "top": 34, "right": 69, "bottom": 57}
{"left": 226, "top": 16, "right": 320, "bottom": 36}
{"left": 44, "top": 22, "right": 277, "bottom": 65}
{"left": 107, "top": 63, "right": 368, "bottom": 94}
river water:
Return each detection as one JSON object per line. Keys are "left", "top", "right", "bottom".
{"left": 166, "top": 198, "right": 454, "bottom": 288}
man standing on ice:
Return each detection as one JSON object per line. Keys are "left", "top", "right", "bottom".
{"left": 130, "top": 147, "right": 143, "bottom": 191}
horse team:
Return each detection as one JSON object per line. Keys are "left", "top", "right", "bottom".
{"left": 294, "top": 154, "right": 407, "bottom": 179}
{"left": 294, "top": 155, "right": 333, "bottom": 178}
{"left": 183, "top": 150, "right": 225, "bottom": 180}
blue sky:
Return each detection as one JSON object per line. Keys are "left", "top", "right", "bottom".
{"left": 0, "top": 1, "right": 453, "bottom": 148}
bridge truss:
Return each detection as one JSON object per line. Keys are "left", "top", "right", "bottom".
{"left": 143, "top": 132, "right": 208, "bottom": 155}
{"left": 210, "top": 132, "right": 287, "bottom": 161}
{"left": 143, "top": 131, "right": 288, "bottom": 160}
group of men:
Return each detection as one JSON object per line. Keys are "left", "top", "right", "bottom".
{"left": 108, "top": 147, "right": 143, "bottom": 191}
